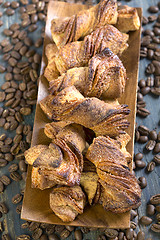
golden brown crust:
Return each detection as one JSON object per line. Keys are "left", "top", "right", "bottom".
{"left": 31, "top": 167, "right": 56, "bottom": 190}
{"left": 86, "top": 136, "right": 141, "bottom": 213}
{"left": 25, "top": 124, "right": 86, "bottom": 187}
{"left": 45, "top": 25, "right": 128, "bottom": 77}
{"left": 51, "top": 0, "right": 118, "bottom": 48}
{"left": 86, "top": 136, "right": 131, "bottom": 168}
{"left": 40, "top": 86, "right": 130, "bottom": 137}
{"left": 115, "top": 6, "right": 140, "bottom": 33}
{"left": 50, "top": 185, "right": 86, "bottom": 222}
{"left": 49, "top": 48, "right": 126, "bottom": 100}
{"left": 24, "top": 145, "right": 48, "bottom": 165}
{"left": 80, "top": 172, "right": 98, "bottom": 205}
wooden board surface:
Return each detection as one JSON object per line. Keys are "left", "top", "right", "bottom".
{"left": 21, "top": 1, "right": 142, "bottom": 228}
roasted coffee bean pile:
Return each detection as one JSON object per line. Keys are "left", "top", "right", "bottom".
{"left": 0, "top": 0, "right": 159, "bottom": 239}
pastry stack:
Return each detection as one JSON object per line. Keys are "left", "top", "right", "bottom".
{"left": 24, "top": 0, "right": 142, "bottom": 222}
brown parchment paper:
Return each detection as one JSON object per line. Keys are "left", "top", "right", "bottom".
{"left": 21, "top": 1, "right": 142, "bottom": 228}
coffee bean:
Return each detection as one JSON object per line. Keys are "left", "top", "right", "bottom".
{"left": 2, "top": 234, "right": 11, "bottom": 240}
{"left": 6, "top": 8, "right": 15, "bottom": 16}
{"left": 20, "top": 46, "right": 28, "bottom": 56}
{"left": 20, "top": 106, "right": 31, "bottom": 115}
{"left": 19, "top": 160, "right": 27, "bottom": 172}
{"left": 48, "top": 234, "right": 60, "bottom": 240}
{"left": 21, "top": 222, "right": 30, "bottom": 229}
{"left": 0, "top": 92, "right": 5, "bottom": 102}
{"left": 138, "top": 176, "right": 147, "bottom": 189}
{"left": 0, "top": 179, "right": 4, "bottom": 193}
{"left": 45, "top": 224, "right": 55, "bottom": 235}
{"left": 148, "top": 15, "right": 157, "bottom": 22}
{"left": 150, "top": 194, "right": 160, "bottom": 204}
{"left": 24, "top": 37, "right": 33, "bottom": 47}
{"left": 26, "top": 4, "right": 36, "bottom": 15}
{"left": 0, "top": 202, "right": 8, "bottom": 213}
{"left": 0, "top": 159, "right": 7, "bottom": 167}
{"left": 137, "top": 108, "right": 150, "bottom": 117}
{"left": 3, "top": 53, "right": 11, "bottom": 61}
{"left": 20, "top": 0, "right": 29, "bottom": 4}
{"left": 74, "top": 229, "right": 83, "bottom": 240}
{"left": 17, "top": 205, "right": 22, "bottom": 214}
{"left": 11, "top": 1, "right": 19, "bottom": 9}
{"left": 125, "top": 228, "right": 134, "bottom": 239}
{"left": 154, "top": 143, "right": 160, "bottom": 153}
{"left": 140, "top": 215, "right": 152, "bottom": 225}
{"left": 140, "top": 86, "right": 151, "bottom": 95}
{"left": 156, "top": 213, "right": 160, "bottom": 221}
{"left": 149, "top": 130, "right": 157, "bottom": 140}
{"left": 147, "top": 161, "right": 156, "bottom": 172}
{"left": 16, "top": 235, "right": 30, "bottom": 240}
{"left": 65, "top": 225, "right": 75, "bottom": 231}
{"left": 146, "top": 140, "right": 156, "bottom": 150}
{"left": 8, "top": 163, "right": 18, "bottom": 173}
{"left": 135, "top": 160, "right": 146, "bottom": 168}
{"left": 147, "top": 204, "right": 155, "bottom": 215}
{"left": 154, "top": 27, "right": 160, "bottom": 36}
{"left": 4, "top": 138, "right": 12, "bottom": 145}
{"left": 5, "top": 153, "right": 13, "bottom": 162}
{"left": 139, "top": 135, "right": 148, "bottom": 143}
{"left": 12, "top": 193, "right": 22, "bottom": 204}
{"left": 29, "top": 222, "right": 40, "bottom": 231}
{"left": 32, "top": 228, "right": 43, "bottom": 239}
{"left": 137, "top": 231, "right": 145, "bottom": 240}
{"left": 138, "top": 125, "right": 150, "bottom": 135}
{"left": 155, "top": 76, "right": 160, "bottom": 87}
{"left": 10, "top": 171, "right": 22, "bottom": 181}
{"left": 134, "top": 153, "right": 143, "bottom": 160}
{"left": 130, "top": 209, "right": 137, "bottom": 220}
{"left": 60, "top": 229, "right": 70, "bottom": 239}
{"left": 148, "top": 6, "right": 159, "bottom": 13}
{"left": 1, "top": 145, "right": 10, "bottom": 153}
{"left": 0, "top": 118, "right": 5, "bottom": 127}
{"left": 156, "top": 205, "right": 160, "bottom": 212}
{"left": 55, "top": 225, "right": 65, "bottom": 234}
{"left": 5, "top": 73, "right": 13, "bottom": 81}
{"left": 151, "top": 223, "right": 160, "bottom": 233}
{"left": 154, "top": 154, "right": 160, "bottom": 164}
{"left": 14, "top": 42, "right": 23, "bottom": 51}
{"left": 0, "top": 20, "right": 3, "bottom": 26}
{"left": 35, "top": 38, "right": 43, "bottom": 48}
{"left": 13, "top": 134, "right": 22, "bottom": 144}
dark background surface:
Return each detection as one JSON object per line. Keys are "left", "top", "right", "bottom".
{"left": 0, "top": 0, "right": 159, "bottom": 239}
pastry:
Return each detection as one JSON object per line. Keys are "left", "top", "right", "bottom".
{"left": 44, "top": 24, "right": 129, "bottom": 79}
{"left": 49, "top": 48, "right": 126, "bottom": 99}
{"left": 40, "top": 86, "right": 130, "bottom": 137}
{"left": 51, "top": 0, "right": 118, "bottom": 48}
{"left": 50, "top": 185, "right": 86, "bottom": 222}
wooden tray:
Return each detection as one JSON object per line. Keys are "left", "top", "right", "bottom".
{"left": 21, "top": 1, "right": 142, "bottom": 228}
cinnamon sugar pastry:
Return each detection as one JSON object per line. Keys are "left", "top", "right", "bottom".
{"left": 115, "top": 5, "right": 140, "bottom": 33}
{"left": 51, "top": 0, "right": 118, "bottom": 48}
{"left": 50, "top": 185, "right": 86, "bottom": 222}
{"left": 25, "top": 124, "right": 86, "bottom": 187}
{"left": 86, "top": 135, "right": 141, "bottom": 212}
{"left": 44, "top": 25, "right": 129, "bottom": 80}
{"left": 49, "top": 48, "right": 126, "bottom": 100}
{"left": 40, "top": 86, "right": 130, "bottom": 137}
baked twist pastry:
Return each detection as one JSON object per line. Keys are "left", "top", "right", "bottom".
{"left": 40, "top": 86, "right": 130, "bottom": 137}
{"left": 50, "top": 185, "right": 86, "bottom": 222}
{"left": 44, "top": 25, "right": 129, "bottom": 80}
{"left": 49, "top": 48, "right": 126, "bottom": 100}
{"left": 25, "top": 124, "right": 86, "bottom": 186}
{"left": 24, "top": 145, "right": 56, "bottom": 190}
{"left": 86, "top": 135, "right": 141, "bottom": 213}
{"left": 115, "top": 5, "right": 140, "bottom": 33}
{"left": 51, "top": 0, "right": 118, "bottom": 48}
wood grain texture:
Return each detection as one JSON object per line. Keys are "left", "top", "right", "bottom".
{"left": 21, "top": 1, "right": 142, "bottom": 228}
